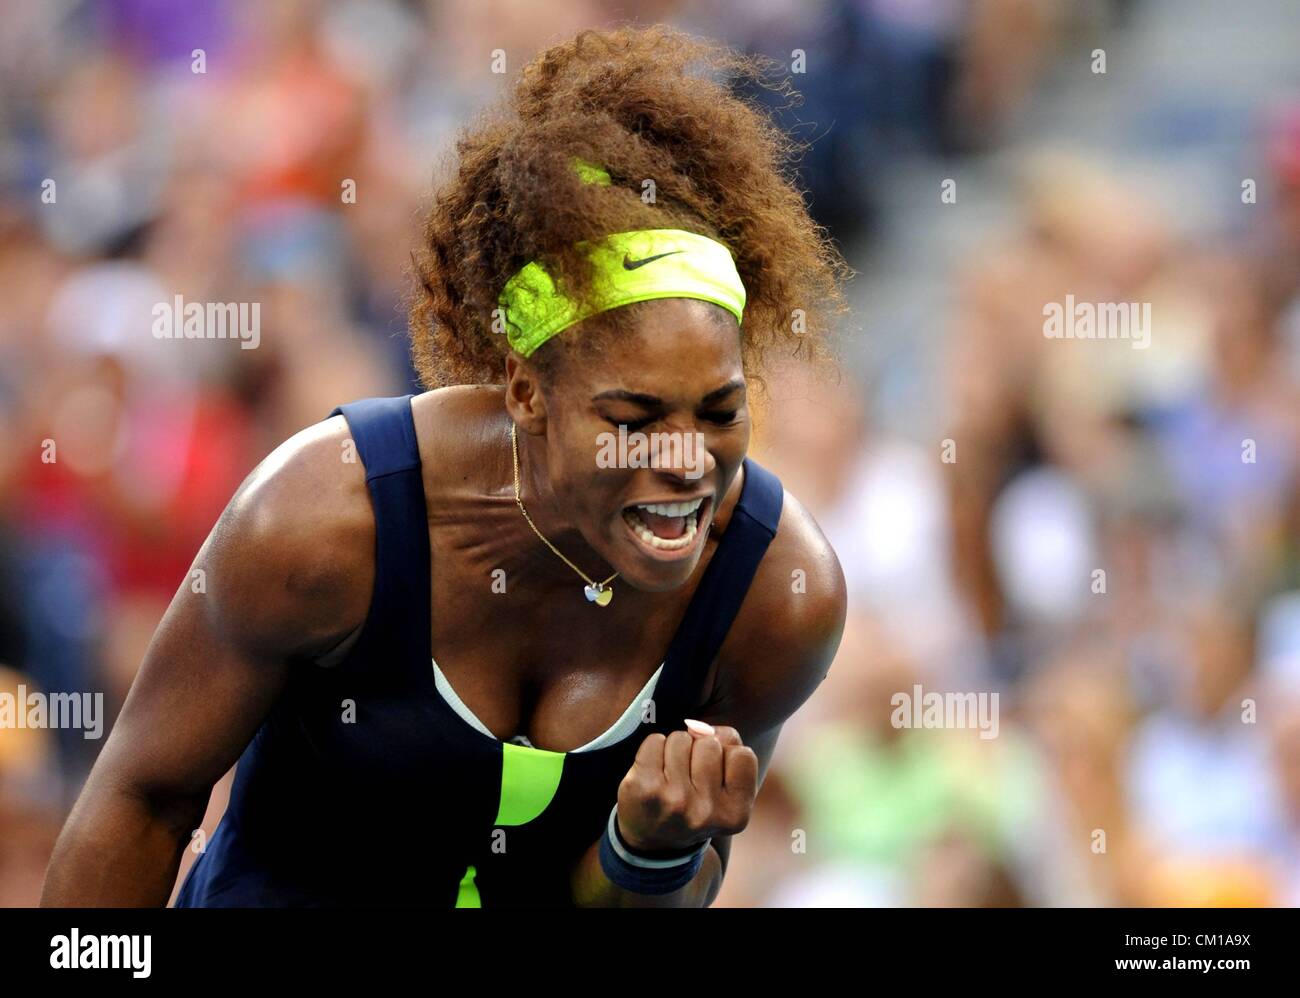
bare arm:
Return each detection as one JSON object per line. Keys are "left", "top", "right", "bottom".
{"left": 40, "top": 417, "right": 374, "bottom": 907}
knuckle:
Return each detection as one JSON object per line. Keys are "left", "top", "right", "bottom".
{"left": 619, "top": 770, "right": 645, "bottom": 792}
{"left": 618, "top": 778, "right": 646, "bottom": 806}
{"left": 640, "top": 732, "right": 667, "bottom": 752}
{"left": 685, "top": 800, "right": 714, "bottom": 833}
{"left": 692, "top": 735, "right": 722, "bottom": 757}
{"left": 713, "top": 725, "right": 742, "bottom": 744}
{"left": 659, "top": 787, "right": 689, "bottom": 815}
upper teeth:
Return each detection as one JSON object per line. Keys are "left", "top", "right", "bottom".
{"left": 635, "top": 498, "right": 704, "bottom": 517}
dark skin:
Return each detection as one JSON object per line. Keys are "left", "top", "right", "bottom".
{"left": 40, "top": 298, "right": 847, "bottom": 908}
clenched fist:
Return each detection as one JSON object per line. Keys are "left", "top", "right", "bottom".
{"left": 615, "top": 719, "right": 759, "bottom": 854}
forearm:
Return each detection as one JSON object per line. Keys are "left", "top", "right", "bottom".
{"left": 41, "top": 783, "right": 200, "bottom": 907}
{"left": 570, "top": 836, "right": 723, "bottom": 908}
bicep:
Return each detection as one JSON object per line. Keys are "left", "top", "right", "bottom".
{"left": 95, "top": 553, "right": 294, "bottom": 814}
{"left": 90, "top": 427, "right": 372, "bottom": 819}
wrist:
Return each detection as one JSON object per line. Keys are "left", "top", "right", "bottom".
{"left": 614, "top": 809, "right": 705, "bottom": 861}
{"left": 599, "top": 804, "right": 709, "bottom": 896}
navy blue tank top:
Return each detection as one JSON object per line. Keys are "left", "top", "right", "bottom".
{"left": 175, "top": 394, "right": 783, "bottom": 907}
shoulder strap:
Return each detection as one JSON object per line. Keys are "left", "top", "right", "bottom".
{"left": 653, "top": 457, "right": 784, "bottom": 717}
{"left": 326, "top": 395, "right": 432, "bottom": 671}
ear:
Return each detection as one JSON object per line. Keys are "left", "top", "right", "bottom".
{"left": 504, "top": 353, "right": 548, "bottom": 434}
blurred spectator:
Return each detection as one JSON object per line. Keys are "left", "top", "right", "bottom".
{"left": 1125, "top": 599, "right": 1289, "bottom": 904}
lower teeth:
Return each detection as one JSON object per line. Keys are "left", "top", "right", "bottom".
{"left": 624, "top": 509, "right": 699, "bottom": 550}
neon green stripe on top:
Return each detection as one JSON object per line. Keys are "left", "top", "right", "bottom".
{"left": 495, "top": 742, "right": 565, "bottom": 826}
{"left": 456, "top": 864, "right": 481, "bottom": 907}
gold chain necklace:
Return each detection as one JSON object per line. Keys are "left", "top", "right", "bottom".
{"left": 512, "top": 421, "right": 619, "bottom": 606}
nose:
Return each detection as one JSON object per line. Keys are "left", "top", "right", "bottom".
{"left": 649, "top": 424, "right": 715, "bottom": 483}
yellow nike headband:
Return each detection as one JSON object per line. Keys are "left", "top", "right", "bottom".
{"left": 497, "top": 161, "right": 747, "bottom": 358}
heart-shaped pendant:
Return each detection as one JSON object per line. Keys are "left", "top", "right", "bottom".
{"left": 583, "top": 583, "right": 613, "bottom": 607}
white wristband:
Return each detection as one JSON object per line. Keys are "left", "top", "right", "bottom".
{"left": 605, "top": 804, "right": 709, "bottom": 870}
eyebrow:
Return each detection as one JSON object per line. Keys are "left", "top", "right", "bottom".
{"left": 592, "top": 379, "right": 746, "bottom": 408}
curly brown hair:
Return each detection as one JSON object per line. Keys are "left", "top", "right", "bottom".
{"left": 408, "top": 24, "right": 854, "bottom": 389}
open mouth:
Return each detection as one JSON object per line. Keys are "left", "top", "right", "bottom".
{"left": 621, "top": 495, "right": 711, "bottom": 557}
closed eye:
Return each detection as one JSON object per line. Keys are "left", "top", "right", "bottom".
{"left": 608, "top": 416, "right": 655, "bottom": 433}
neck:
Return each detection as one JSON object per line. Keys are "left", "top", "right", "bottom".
{"left": 511, "top": 419, "right": 617, "bottom": 587}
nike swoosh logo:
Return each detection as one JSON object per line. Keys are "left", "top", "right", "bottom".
{"left": 622, "top": 250, "right": 684, "bottom": 270}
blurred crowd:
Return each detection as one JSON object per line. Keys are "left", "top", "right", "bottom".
{"left": 0, "top": 0, "right": 1296, "bottom": 907}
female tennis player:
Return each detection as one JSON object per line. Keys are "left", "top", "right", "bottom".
{"left": 41, "top": 25, "right": 850, "bottom": 907}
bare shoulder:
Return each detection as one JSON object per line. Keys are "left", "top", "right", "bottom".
{"left": 410, "top": 384, "right": 507, "bottom": 478}
{"left": 709, "top": 483, "right": 848, "bottom": 735}
{"left": 201, "top": 412, "right": 375, "bottom": 663}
